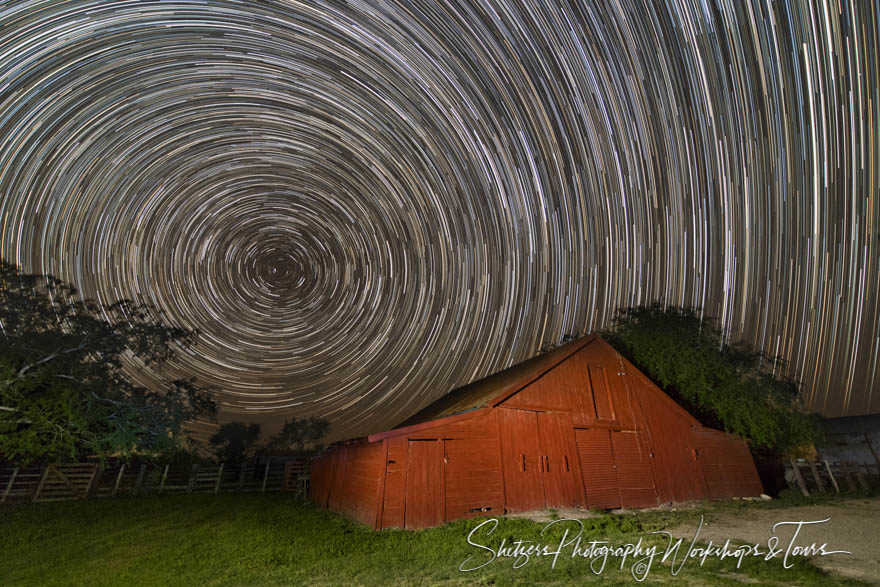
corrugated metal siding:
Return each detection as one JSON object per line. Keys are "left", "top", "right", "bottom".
{"left": 611, "top": 430, "right": 658, "bottom": 508}
{"left": 693, "top": 428, "right": 763, "bottom": 499}
{"left": 536, "top": 411, "right": 584, "bottom": 507}
{"left": 632, "top": 379, "right": 709, "bottom": 503}
{"left": 575, "top": 428, "right": 621, "bottom": 509}
{"left": 498, "top": 408, "right": 545, "bottom": 511}
{"left": 501, "top": 348, "right": 595, "bottom": 418}
{"left": 588, "top": 366, "right": 615, "bottom": 420}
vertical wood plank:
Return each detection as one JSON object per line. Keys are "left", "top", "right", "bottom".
{"left": 134, "top": 464, "right": 147, "bottom": 496}
{"left": 789, "top": 459, "right": 809, "bottom": 496}
{"left": 2, "top": 468, "right": 18, "bottom": 504}
{"left": 187, "top": 464, "right": 199, "bottom": 494}
{"left": 215, "top": 464, "right": 224, "bottom": 494}
{"left": 112, "top": 464, "right": 125, "bottom": 497}
{"left": 32, "top": 465, "right": 51, "bottom": 503}
{"left": 84, "top": 463, "right": 100, "bottom": 498}
{"left": 374, "top": 440, "right": 389, "bottom": 529}
{"left": 842, "top": 464, "right": 857, "bottom": 491}
{"left": 808, "top": 461, "right": 825, "bottom": 493}
{"left": 159, "top": 464, "right": 169, "bottom": 494}
{"left": 261, "top": 459, "right": 271, "bottom": 492}
{"left": 823, "top": 460, "right": 840, "bottom": 493}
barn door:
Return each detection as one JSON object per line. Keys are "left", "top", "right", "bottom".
{"left": 498, "top": 409, "right": 545, "bottom": 511}
{"left": 537, "top": 412, "right": 584, "bottom": 508}
{"left": 610, "top": 430, "right": 658, "bottom": 508}
{"left": 575, "top": 429, "right": 621, "bottom": 509}
{"left": 405, "top": 440, "right": 443, "bottom": 529}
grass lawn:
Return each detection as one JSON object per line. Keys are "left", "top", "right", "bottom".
{"left": 0, "top": 492, "right": 867, "bottom": 585}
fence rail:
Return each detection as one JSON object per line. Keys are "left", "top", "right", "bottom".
{"left": 0, "top": 459, "right": 309, "bottom": 505}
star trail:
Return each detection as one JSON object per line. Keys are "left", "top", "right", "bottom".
{"left": 0, "top": 0, "right": 878, "bottom": 440}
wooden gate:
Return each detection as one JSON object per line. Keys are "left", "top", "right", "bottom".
{"left": 33, "top": 463, "right": 99, "bottom": 502}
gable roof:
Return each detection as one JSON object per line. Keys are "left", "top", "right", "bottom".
{"left": 392, "top": 335, "right": 598, "bottom": 430}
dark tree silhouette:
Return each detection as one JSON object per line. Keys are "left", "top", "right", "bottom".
{"left": 0, "top": 261, "right": 216, "bottom": 464}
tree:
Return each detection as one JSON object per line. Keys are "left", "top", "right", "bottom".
{"left": 0, "top": 261, "right": 216, "bottom": 464}
{"left": 266, "top": 416, "right": 329, "bottom": 452}
{"left": 602, "top": 305, "right": 820, "bottom": 454}
{"left": 209, "top": 422, "right": 263, "bottom": 462}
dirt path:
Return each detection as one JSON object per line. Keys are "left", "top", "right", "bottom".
{"left": 666, "top": 498, "right": 880, "bottom": 584}
{"left": 507, "top": 497, "right": 880, "bottom": 584}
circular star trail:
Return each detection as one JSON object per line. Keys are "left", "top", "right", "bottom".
{"left": 1, "top": 0, "right": 878, "bottom": 439}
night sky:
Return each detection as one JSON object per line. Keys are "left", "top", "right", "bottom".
{"left": 0, "top": 0, "right": 878, "bottom": 441}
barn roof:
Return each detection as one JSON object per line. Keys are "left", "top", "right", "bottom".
{"left": 392, "top": 334, "right": 598, "bottom": 430}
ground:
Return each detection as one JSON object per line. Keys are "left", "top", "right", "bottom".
{"left": 1, "top": 491, "right": 877, "bottom": 585}
{"left": 512, "top": 494, "right": 880, "bottom": 585}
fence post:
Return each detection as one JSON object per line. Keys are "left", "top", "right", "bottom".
{"left": 807, "top": 461, "right": 825, "bottom": 493}
{"left": 88, "top": 463, "right": 104, "bottom": 498}
{"left": 159, "top": 464, "right": 169, "bottom": 495}
{"left": 133, "top": 464, "right": 147, "bottom": 496}
{"left": 823, "top": 460, "right": 840, "bottom": 493}
{"left": 112, "top": 464, "right": 125, "bottom": 497}
{"left": 84, "top": 463, "right": 100, "bottom": 498}
{"left": 32, "top": 465, "right": 51, "bottom": 503}
{"left": 214, "top": 464, "right": 224, "bottom": 494}
{"left": 187, "top": 464, "right": 199, "bottom": 494}
{"left": 261, "top": 459, "right": 271, "bottom": 492}
{"left": 2, "top": 468, "right": 18, "bottom": 504}
{"left": 239, "top": 463, "right": 246, "bottom": 491}
{"left": 855, "top": 469, "right": 870, "bottom": 491}
{"left": 299, "top": 475, "right": 309, "bottom": 500}
{"left": 842, "top": 464, "right": 857, "bottom": 491}
{"left": 789, "top": 459, "right": 809, "bottom": 496}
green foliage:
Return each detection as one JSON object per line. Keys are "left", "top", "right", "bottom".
{"left": 0, "top": 261, "right": 216, "bottom": 464}
{"left": 602, "top": 305, "right": 820, "bottom": 454}
{"left": 210, "top": 422, "right": 263, "bottom": 462}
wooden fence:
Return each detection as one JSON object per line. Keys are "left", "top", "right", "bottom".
{"left": 0, "top": 459, "right": 309, "bottom": 505}
{"left": 785, "top": 459, "right": 878, "bottom": 496}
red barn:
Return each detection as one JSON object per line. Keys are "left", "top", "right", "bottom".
{"left": 310, "top": 335, "right": 763, "bottom": 529}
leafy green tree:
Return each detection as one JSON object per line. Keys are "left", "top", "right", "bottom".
{"left": 602, "top": 305, "right": 820, "bottom": 454}
{"left": 0, "top": 261, "right": 216, "bottom": 464}
{"left": 209, "top": 422, "right": 262, "bottom": 462}
{"left": 266, "top": 416, "right": 329, "bottom": 452}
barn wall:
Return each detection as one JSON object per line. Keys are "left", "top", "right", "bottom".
{"left": 442, "top": 410, "right": 505, "bottom": 521}
{"left": 309, "top": 441, "right": 384, "bottom": 527}
{"left": 327, "top": 447, "right": 348, "bottom": 512}
{"left": 632, "top": 380, "right": 709, "bottom": 503}
{"left": 337, "top": 442, "right": 385, "bottom": 526}
{"left": 316, "top": 336, "right": 764, "bottom": 529}
{"left": 378, "top": 410, "right": 505, "bottom": 529}
{"left": 693, "top": 427, "right": 764, "bottom": 498}
{"left": 380, "top": 436, "right": 406, "bottom": 528}
{"left": 500, "top": 343, "right": 639, "bottom": 430}
{"left": 309, "top": 451, "right": 332, "bottom": 507}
